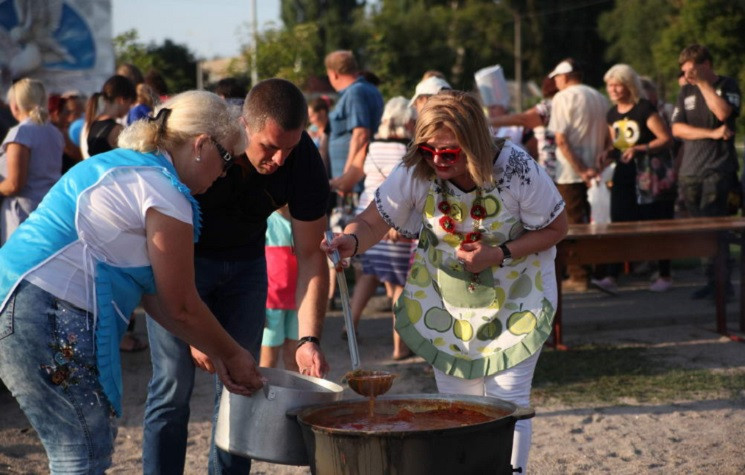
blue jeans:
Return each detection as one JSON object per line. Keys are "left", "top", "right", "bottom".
{"left": 142, "top": 256, "right": 267, "bottom": 474}
{"left": 0, "top": 280, "right": 117, "bottom": 474}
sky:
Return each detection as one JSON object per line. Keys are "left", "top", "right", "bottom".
{"left": 111, "top": 0, "right": 282, "bottom": 60}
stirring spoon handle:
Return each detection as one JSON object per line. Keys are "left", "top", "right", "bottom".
{"left": 326, "top": 231, "right": 361, "bottom": 370}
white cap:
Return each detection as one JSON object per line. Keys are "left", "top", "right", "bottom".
{"left": 548, "top": 60, "right": 574, "bottom": 78}
{"left": 409, "top": 77, "right": 451, "bottom": 106}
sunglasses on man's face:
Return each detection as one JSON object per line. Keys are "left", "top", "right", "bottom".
{"left": 417, "top": 144, "right": 462, "bottom": 164}
{"left": 210, "top": 137, "right": 234, "bottom": 171}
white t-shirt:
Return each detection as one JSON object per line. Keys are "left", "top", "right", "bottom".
{"left": 25, "top": 166, "right": 193, "bottom": 311}
{"left": 548, "top": 84, "right": 609, "bottom": 184}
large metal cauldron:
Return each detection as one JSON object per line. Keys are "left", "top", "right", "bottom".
{"left": 215, "top": 368, "right": 343, "bottom": 465}
{"left": 294, "top": 394, "right": 534, "bottom": 475}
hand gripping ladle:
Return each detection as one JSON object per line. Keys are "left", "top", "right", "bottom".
{"left": 325, "top": 231, "right": 395, "bottom": 398}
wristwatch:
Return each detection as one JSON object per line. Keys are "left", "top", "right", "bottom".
{"left": 499, "top": 243, "right": 513, "bottom": 267}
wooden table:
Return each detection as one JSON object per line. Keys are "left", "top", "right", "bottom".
{"left": 553, "top": 216, "right": 745, "bottom": 349}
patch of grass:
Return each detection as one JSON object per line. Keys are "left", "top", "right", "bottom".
{"left": 531, "top": 344, "right": 745, "bottom": 406}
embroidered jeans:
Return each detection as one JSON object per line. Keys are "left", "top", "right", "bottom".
{"left": 0, "top": 280, "right": 116, "bottom": 474}
{"left": 142, "top": 256, "right": 267, "bottom": 475}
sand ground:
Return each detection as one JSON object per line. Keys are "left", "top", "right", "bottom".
{"left": 1, "top": 266, "right": 744, "bottom": 474}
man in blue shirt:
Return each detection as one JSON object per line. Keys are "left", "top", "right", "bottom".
{"left": 325, "top": 50, "right": 384, "bottom": 193}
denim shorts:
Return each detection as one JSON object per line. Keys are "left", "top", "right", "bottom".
{"left": 0, "top": 280, "right": 116, "bottom": 473}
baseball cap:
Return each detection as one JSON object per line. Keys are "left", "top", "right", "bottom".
{"left": 409, "top": 77, "right": 451, "bottom": 106}
{"left": 548, "top": 60, "right": 576, "bottom": 78}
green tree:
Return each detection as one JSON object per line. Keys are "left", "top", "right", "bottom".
{"left": 654, "top": 0, "right": 745, "bottom": 101}
{"left": 598, "top": 0, "right": 676, "bottom": 85}
{"left": 361, "top": 0, "right": 516, "bottom": 99}
{"left": 113, "top": 30, "right": 198, "bottom": 93}
{"left": 280, "top": 0, "right": 367, "bottom": 55}
{"left": 238, "top": 22, "right": 323, "bottom": 87}
{"left": 535, "top": 0, "right": 615, "bottom": 87}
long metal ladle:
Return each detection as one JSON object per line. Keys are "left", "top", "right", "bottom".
{"left": 326, "top": 230, "right": 360, "bottom": 370}
{"left": 325, "top": 231, "right": 395, "bottom": 398}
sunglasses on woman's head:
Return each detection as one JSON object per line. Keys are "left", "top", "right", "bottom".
{"left": 417, "top": 144, "right": 462, "bottom": 163}
{"left": 210, "top": 137, "right": 234, "bottom": 171}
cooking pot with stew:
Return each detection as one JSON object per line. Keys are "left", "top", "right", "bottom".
{"left": 293, "top": 393, "right": 534, "bottom": 475}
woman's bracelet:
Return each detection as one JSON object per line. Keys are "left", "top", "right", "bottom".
{"left": 346, "top": 232, "right": 359, "bottom": 257}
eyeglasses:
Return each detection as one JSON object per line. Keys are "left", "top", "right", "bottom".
{"left": 418, "top": 144, "right": 462, "bottom": 164}
{"left": 210, "top": 137, "right": 234, "bottom": 171}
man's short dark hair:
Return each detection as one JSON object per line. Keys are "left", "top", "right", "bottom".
{"left": 678, "top": 44, "right": 713, "bottom": 67}
{"left": 243, "top": 78, "right": 308, "bottom": 132}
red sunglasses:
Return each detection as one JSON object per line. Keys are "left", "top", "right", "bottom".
{"left": 418, "top": 144, "right": 462, "bottom": 163}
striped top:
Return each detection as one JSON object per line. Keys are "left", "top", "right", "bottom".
{"left": 357, "top": 139, "right": 409, "bottom": 213}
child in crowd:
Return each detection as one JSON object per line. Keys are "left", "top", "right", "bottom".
{"left": 260, "top": 206, "right": 299, "bottom": 371}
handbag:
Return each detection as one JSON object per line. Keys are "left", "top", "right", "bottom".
{"left": 635, "top": 148, "right": 676, "bottom": 205}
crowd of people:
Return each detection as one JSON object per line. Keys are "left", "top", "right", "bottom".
{"left": 0, "top": 42, "right": 740, "bottom": 473}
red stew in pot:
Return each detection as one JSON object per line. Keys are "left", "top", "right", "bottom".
{"left": 314, "top": 406, "right": 505, "bottom": 432}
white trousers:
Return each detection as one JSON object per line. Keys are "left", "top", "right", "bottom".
{"left": 434, "top": 350, "right": 541, "bottom": 474}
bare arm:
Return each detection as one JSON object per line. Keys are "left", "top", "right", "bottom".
{"left": 143, "top": 208, "right": 263, "bottom": 396}
{"left": 331, "top": 126, "right": 370, "bottom": 192}
{"left": 0, "top": 143, "right": 30, "bottom": 196}
{"left": 621, "top": 112, "right": 673, "bottom": 163}
{"left": 597, "top": 125, "right": 615, "bottom": 170}
{"left": 107, "top": 123, "right": 124, "bottom": 150}
{"left": 555, "top": 131, "right": 596, "bottom": 184}
{"left": 490, "top": 107, "right": 544, "bottom": 129}
{"left": 695, "top": 75, "right": 733, "bottom": 122}
{"left": 672, "top": 122, "right": 732, "bottom": 141}
{"left": 458, "top": 209, "right": 569, "bottom": 274}
{"left": 322, "top": 200, "right": 391, "bottom": 259}
{"left": 291, "top": 215, "right": 330, "bottom": 377}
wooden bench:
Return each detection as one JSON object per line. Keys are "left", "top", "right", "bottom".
{"left": 553, "top": 216, "right": 745, "bottom": 349}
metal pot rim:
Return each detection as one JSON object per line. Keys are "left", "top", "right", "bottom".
{"left": 294, "top": 393, "right": 534, "bottom": 436}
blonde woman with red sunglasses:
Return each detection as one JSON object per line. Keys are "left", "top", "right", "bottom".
{"left": 324, "top": 90, "right": 567, "bottom": 473}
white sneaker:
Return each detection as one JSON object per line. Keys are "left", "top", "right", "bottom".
{"left": 649, "top": 278, "right": 672, "bottom": 292}
{"left": 590, "top": 277, "right": 619, "bottom": 295}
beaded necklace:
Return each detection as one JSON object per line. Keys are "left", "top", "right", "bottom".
{"left": 436, "top": 180, "right": 486, "bottom": 243}
{"left": 436, "top": 180, "right": 486, "bottom": 292}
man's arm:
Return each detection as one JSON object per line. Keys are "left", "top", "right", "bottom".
{"left": 490, "top": 107, "right": 544, "bottom": 129}
{"left": 694, "top": 75, "right": 734, "bottom": 122}
{"left": 291, "top": 215, "right": 330, "bottom": 377}
{"left": 555, "top": 131, "right": 596, "bottom": 184}
{"left": 672, "top": 122, "right": 733, "bottom": 141}
{"left": 331, "top": 126, "right": 370, "bottom": 193}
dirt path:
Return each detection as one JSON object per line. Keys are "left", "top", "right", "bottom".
{"left": 2, "top": 269, "right": 745, "bottom": 473}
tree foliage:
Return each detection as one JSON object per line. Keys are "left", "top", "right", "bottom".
{"left": 598, "top": 0, "right": 675, "bottom": 83}
{"left": 242, "top": 22, "right": 324, "bottom": 86}
{"left": 113, "top": 29, "right": 198, "bottom": 93}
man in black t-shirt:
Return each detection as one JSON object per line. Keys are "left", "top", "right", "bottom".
{"left": 143, "top": 79, "right": 331, "bottom": 474}
{"left": 671, "top": 44, "right": 741, "bottom": 299}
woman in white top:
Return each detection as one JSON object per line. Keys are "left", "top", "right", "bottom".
{"left": 0, "top": 90, "right": 263, "bottom": 473}
{"left": 324, "top": 90, "right": 567, "bottom": 472}
{"left": 0, "top": 78, "right": 64, "bottom": 243}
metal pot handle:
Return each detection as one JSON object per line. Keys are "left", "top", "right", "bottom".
{"left": 263, "top": 383, "right": 276, "bottom": 400}
{"left": 512, "top": 406, "right": 535, "bottom": 420}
